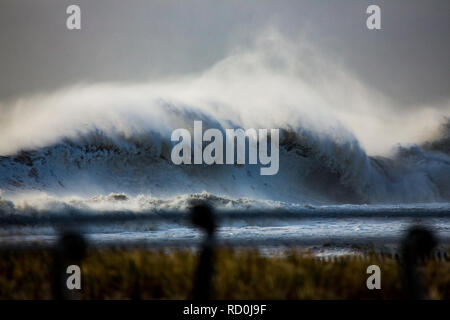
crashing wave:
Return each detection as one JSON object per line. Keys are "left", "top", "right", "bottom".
{"left": 0, "top": 117, "right": 449, "bottom": 204}
{"left": 0, "top": 34, "right": 448, "bottom": 205}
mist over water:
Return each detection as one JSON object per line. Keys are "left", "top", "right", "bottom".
{"left": 0, "top": 32, "right": 449, "bottom": 207}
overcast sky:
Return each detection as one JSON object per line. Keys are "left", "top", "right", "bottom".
{"left": 0, "top": 0, "right": 449, "bottom": 110}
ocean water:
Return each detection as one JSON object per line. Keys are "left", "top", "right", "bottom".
{"left": 0, "top": 36, "right": 449, "bottom": 255}
{"left": 1, "top": 192, "right": 449, "bottom": 256}
{"left": 0, "top": 105, "right": 449, "bottom": 255}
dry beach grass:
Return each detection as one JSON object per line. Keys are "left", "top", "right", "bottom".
{"left": 0, "top": 248, "right": 448, "bottom": 299}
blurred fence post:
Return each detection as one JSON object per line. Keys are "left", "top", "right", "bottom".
{"left": 52, "top": 231, "right": 87, "bottom": 300}
{"left": 191, "top": 203, "right": 216, "bottom": 300}
{"left": 400, "top": 226, "right": 437, "bottom": 300}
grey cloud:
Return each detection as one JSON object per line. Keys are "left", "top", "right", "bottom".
{"left": 0, "top": 0, "right": 449, "bottom": 109}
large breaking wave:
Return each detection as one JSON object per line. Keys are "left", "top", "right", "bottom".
{"left": 0, "top": 118, "right": 449, "bottom": 205}
{"left": 0, "top": 33, "right": 449, "bottom": 206}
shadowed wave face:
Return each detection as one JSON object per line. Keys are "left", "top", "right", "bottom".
{"left": 0, "top": 115, "right": 449, "bottom": 205}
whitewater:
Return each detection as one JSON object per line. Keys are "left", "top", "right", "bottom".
{"left": 0, "top": 33, "right": 449, "bottom": 254}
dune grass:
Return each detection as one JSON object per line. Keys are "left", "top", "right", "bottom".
{"left": 0, "top": 248, "right": 448, "bottom": 299}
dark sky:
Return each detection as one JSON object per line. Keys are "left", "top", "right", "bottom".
{"left": 0, "top": 0, "right": 449, "bottom": 109}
